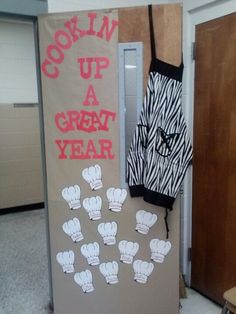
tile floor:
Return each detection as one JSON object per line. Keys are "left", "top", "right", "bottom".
{"left": 180, "top": 288, "right": 222, "bottom": 314}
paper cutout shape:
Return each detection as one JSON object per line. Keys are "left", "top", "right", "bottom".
{"left": 106, "top": 187, "right": 127, "bottom": 212}
{"left": 74, "top": 270, "right": 94, "bottom": 293}
{"left": 82, "top": 164, "right": 103, "bottom": 190}
{"left": 61, "top": 185, "right": 81, "bottom": 209}
{"left": 81, "top": 242, "right": 100, "bottom": 266}
{"left": 135, "top": 210, "right": 158, "bottom": 235}
{"left": 97, "top": 222, "right": 117, "bottom": 245}
{"left": 83, "top": 196, "right": 102, "bottom": 221}
{"left": 133, "top": 260, "right": 154, "bottom": 284}
{"left": 118, "top": 240, "right": 139, "bottom": 264}
{"left": 62, "top": 217, "right": 84, "bottom": 243}
{"left": 150, "top": 239, "right": 172, "bottom": 263}
{"left": 99, "top": 261, "right": 119, "bottom": 284}
{"left": 56, "top": 250, "right": 75, "bottom": 274}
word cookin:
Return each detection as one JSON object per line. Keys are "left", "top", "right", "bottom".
{"left": 41, "top": 13, "right": 118, "bottom": 79}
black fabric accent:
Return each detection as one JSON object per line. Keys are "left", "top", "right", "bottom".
{"left": 164, "top": 208, "right": 170, "bottom": 239}
{"left": 143, "top": 188, "right": 175, "bottom": 209}
{"left": 149, "top": 57, "right": 184, "bottom": 82}
{"left": 148, "top": 4, "right": 156, "bottom": 59}
{"left": 148, "top": 4, "right": 183, "bottom": 82}
{"left": 129, "top": 184, "right": 144, "bottom": 197}
{"left": 156, "top": 127, "right": 180, "bottom": 157}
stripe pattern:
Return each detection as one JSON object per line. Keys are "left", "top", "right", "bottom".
{"left": 127, "top": 60, "right": 192, "bottom": 208}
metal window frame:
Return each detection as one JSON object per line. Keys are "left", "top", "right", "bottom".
{"left": 118, "top": 42, "right": 143, "bottom": 188}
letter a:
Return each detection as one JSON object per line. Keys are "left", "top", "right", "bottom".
{"left": 83, "top": 84, "right": 100, "bottom": 106}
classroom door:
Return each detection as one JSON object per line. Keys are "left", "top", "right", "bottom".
{"left": 191, "top": 12, "right": 236, "bottom": 305}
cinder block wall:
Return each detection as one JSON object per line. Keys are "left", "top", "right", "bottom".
{"left": 0, "top": 105, "right": 44, "bottom": 209}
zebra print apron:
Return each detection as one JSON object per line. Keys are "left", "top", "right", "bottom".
{"left": 127, "top": 5, "right": 192, "bottom": 236}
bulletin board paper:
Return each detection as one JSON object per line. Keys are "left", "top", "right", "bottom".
{"left": 39, "top": 10, "right": 120, "bottom": 195}
{"left": 39, "top": 6, "right": 181, "bottom": 314}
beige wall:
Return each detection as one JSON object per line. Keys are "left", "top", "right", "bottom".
{"left": 0, "top": 20, "right": 43, "bottom": 211}
{"left": 0, "top": 20, "right": 38, "bottom": 104}
{"left": 0, "top": 104, "right": 44, "bottom": 209}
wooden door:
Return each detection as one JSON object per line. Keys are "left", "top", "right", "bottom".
{"left": 191, "top": 13, "right": 236, "bottom": 305}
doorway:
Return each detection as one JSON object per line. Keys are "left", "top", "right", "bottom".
{"left": 0, "top": 16, "right": 51, "bottom": 312}
{"left": 191, "top": 11, "right": 236, "bottom": 305}
{"left": 182, "top": 0, "right": 236, "bottom": 306}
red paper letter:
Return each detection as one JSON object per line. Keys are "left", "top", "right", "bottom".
{"left": 86, "top": 13, "right": 97, "bottom": 35}
{"left": 55, "top": 112, "right": 71, "bottom": 133}
{"left": 55, "top": 139, "right": 69, "bottom": 159}
{"left": 79, "top": 110, "right": 96, "bottom": 132}
{"left": 77, "top": 57, "right": 94, "bottom": 79}
{"left": 47, "top": 44, "right": 64, "bottom": 64}
{"left": 96, "top": 16, "right": 119, "bottom": 41}
{"left": 94, "top": 57, "right": 110, "bottom": 79}
{"left": 99, "top": 139, "right": 115, "bottom": 159}
{"left": 70, "top": 140, "right": 87, "bottom": 159}
{"left": 85, "top": 140, "right": 100, "bottom": 159}
{"left": 99, "top": 109, "right": 116, "bottom": 131}
{"left": 67, "top": 110, "right": 80, "bottom": 131}
{"left": 64, "top": 16, "right": 86, "bottom": 42}
{"left": 83, "top": 84, "right": 100, "bottom": 106}
{"left": 54, "top": 30, "right": 72, "bottom": 50}
{"left": 41, "top": 59, "right": 59, "bottom": 79}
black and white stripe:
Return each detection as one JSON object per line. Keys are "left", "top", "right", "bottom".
{"left": 127, "top": 59, "right": 192, "bottom": 209}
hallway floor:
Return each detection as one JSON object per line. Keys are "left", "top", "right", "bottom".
{"left": 180, "top": 288, "right": 221, "bottom": 314}
{"left": 0, "top": 209, "right": 222, "bottom": 314}
{"left": 0, "top": 209, "right": 50, "bottom": 314}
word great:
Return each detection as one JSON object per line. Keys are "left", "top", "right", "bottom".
{"left": 42, "top": 13, "right": 118, "bottom": 79}
{"left": 55, "top": 109, "right": 116, "bottom": 133}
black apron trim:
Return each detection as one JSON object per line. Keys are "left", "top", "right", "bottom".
{"left": 148, "top": 4, "right": 156, "bottom": 60}
{"left": 143, "top": 188, "right": 175, "bottom": 209}
{"left": 129, "top": 184, "right": 144, "bottom": 197}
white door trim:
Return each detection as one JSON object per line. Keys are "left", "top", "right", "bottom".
{"left": 181, "top": 0, "right": 236, "bottom": 285}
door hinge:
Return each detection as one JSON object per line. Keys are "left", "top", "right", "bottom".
{"left": 192, "top": 42, "right": 196, "bottom": 61}
{"left": 188, "top": 247, "right": 192, "bottom": 261}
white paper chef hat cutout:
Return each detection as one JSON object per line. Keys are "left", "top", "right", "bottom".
{"left": 74, "top": 269, "right": 94, "bottom": 293}
{"left": 118, "top": 240, "right": 139, "bottom": 264}
{"left": 97, "top": 221, "right": 117, "bottom": 245}
{"left": 61, "top": 185, "right": 81, "bottom": 209}
{"left": 83, "top": 196, "right": 102, "bottom": 221}
{"left": 82, "top": 164, "right": 102, "bottom": 191}
{"left": 150, "top": 239, "right": 171, "bottom": 263}
{"left": 106, "top": 187, "right": 127, "bottom": 212}
{"left": 99, "top": 261, "right": 119, "bottom": 285}
{"left": 133, "top": 260, "right": 154, "bottom": 284}
{"left": 136, "top": 210, "right": 158, "bottom": 234}
{"left": 56, "top": 250, "right": 75, "bottom": 274}
{"left": 62, "top": 217, "right": 84, "bottom": 243}
{"left": 81, "top": 242, "right": 100, "bottom": 266}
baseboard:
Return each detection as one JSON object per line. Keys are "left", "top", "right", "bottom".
{"left": 0, "top": 203, "right": 44, "bottom": 215}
